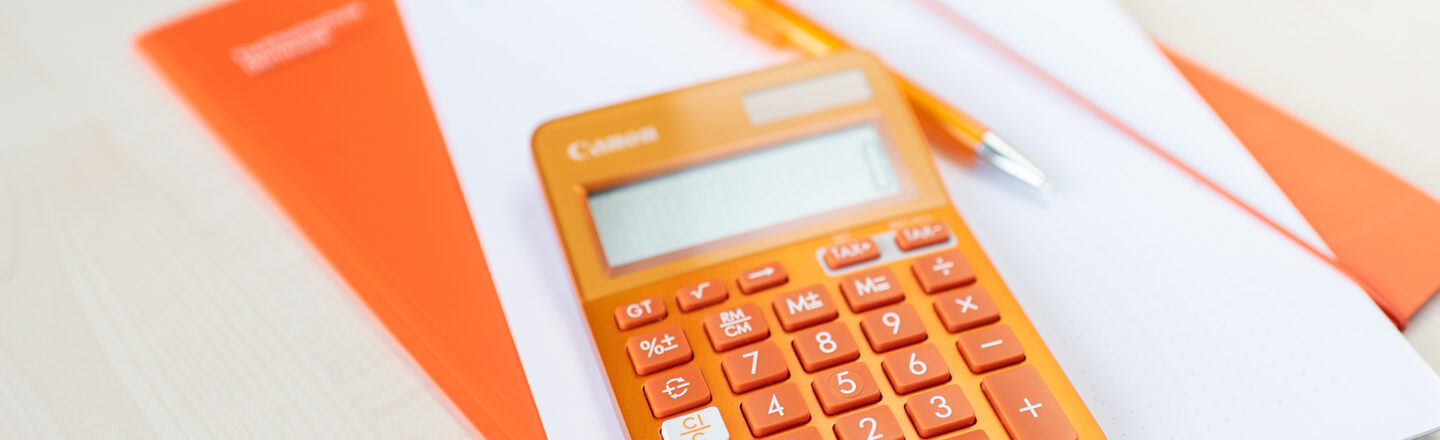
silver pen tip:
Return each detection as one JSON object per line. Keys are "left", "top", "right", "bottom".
{"left": 977, "top": 132, "right": 1051, "bottom": 190}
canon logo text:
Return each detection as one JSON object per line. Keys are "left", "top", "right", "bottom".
{"left": 567, "top": 126, "right": 659, "bottom": 161}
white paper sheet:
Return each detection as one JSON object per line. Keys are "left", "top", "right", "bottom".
{"left": 394, "top": 0, "right": 1440, "bottom": 438}
{"left": 930, "top": 0, "right": 1334, "bottom": 257}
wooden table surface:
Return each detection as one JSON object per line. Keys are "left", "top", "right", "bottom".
{"left": 2, "top": 0, "right": 1436, "bottom": 438}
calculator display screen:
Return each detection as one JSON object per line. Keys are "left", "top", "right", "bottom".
{"left": 587, "top": 123, "right": 903, "bottom": 267}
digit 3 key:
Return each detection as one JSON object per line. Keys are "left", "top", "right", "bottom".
{"left": 533, "top": 52, "right": 1104, "bottom": 439}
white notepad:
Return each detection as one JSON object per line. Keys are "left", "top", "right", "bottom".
{"left": 393, "top": 0, "right": 1440, "bottom": 438}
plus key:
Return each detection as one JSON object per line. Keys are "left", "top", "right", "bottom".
{"left": 981, "top": 365, "right": 1077, "bottom": 440}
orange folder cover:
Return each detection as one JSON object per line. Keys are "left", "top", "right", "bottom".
{"left": 136, "top": 0, "right": 545, "bottom": 438}
{"left": 1166, "top": 50, "right": 1440, "bottom": 327}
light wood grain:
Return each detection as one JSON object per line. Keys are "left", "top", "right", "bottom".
{"left": 0, "top": 0, "right": 475, "bottom": 438}
{"left": 0, "top": 0, "right": 1435, "bottom": 438}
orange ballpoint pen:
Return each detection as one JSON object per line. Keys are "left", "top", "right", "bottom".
{"left": 711, "top": 0, "right": 1052, "bottom": 189}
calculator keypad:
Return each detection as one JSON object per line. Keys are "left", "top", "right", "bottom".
{"left": 615, "top": 220, "right": 1080, "bottom": 439}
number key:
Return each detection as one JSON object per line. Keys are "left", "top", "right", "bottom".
{"left": 860, "top": 303, "right": 928, "bottom": 352}
{"left": 834, "top": 405, "right": 905, "bottom": 440}
{"left": 721, "top": 341, "right": 789, "bottom": 393}
{"left": 740, "top": 382, "right": 811, "bottom": 436}
{"left": 904, "top": 385, "right": 976, "bottom": 437}
{"left": 792, "top": 321, "right": 860, "bottom": 372}
{"left": 881, "top": 344, "right": 951, "bottom": 394}
{"left": 811, "top": 362, "right": 881, "bottom": 415}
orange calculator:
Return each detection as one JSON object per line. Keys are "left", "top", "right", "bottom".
{"left": 533, "top": 52, "right": 1103, "bottom": 440}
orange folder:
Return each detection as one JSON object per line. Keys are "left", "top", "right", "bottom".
{"left": 1167, "top": 49, "right": 1440, "bottom": 327}
{"left": 137, "top": 0, "right": 544, "bottom": 438}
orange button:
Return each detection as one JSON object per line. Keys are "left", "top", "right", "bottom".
{"left": 896, "top": 221, "right": 950, "bottom": 251}
{"left": 942, "top": 430, "right": 991, "bottom": 440}
{"left": 839, "top": 267, "right": 905, "bottom": 312}
{"left": 811, "top": 362, "right": 881, "bottom": 415}
{"left": 614, "top": 296, "right": 665, "bottom": 330}
{"left": 702, "top": 303, "right": 770, "bottom": 352}
{"left": 774, "top": 426, "right": 823, "bottom": 440}
{"left": 881, "top": 343, "right": 951, "bottom": 394}
{"left": 904, "top": 385, "right": 976, "bottom": 437}
{"left": 911, "top": 249, "right": 976, "bottom": 293}
{"left": 625, "top": 324, "right": 693, "bottom": 375}
{"left": 738, "top": 262, "right": 788, "bottom": 294}
{"left": 792, "top": 321, "right": 860, "bottom": 372}
{"left": 722, "top": 340, "right": 789, "bottom": 393}
{"left": 642, "top": 365, "right": 712, "bottom": 418}
{"left": 740, "top": 382, "right": 812, "bottom": 436}
{"left": 833, "top": 405, "right": 905, "bottom": 440}
{"left": 824, "top": 238, "right": 880, "bottom": 269}
{"left": 676, "top": 279, "right": 728, "bottom": 312}
{"left": 934, "top": 285, "right": 1000, "bottom": 333}
{"left": 981, "top": 365, "right": 1076, "bottom": 440}
{"left": 957, "top": 325, "right": 1025, "bottom": 374}
{"left": 772, "top": 284, "right": 839, "bottom": 331}
{"left": 860, "top": 303, "right": 928, "bottom": 352}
